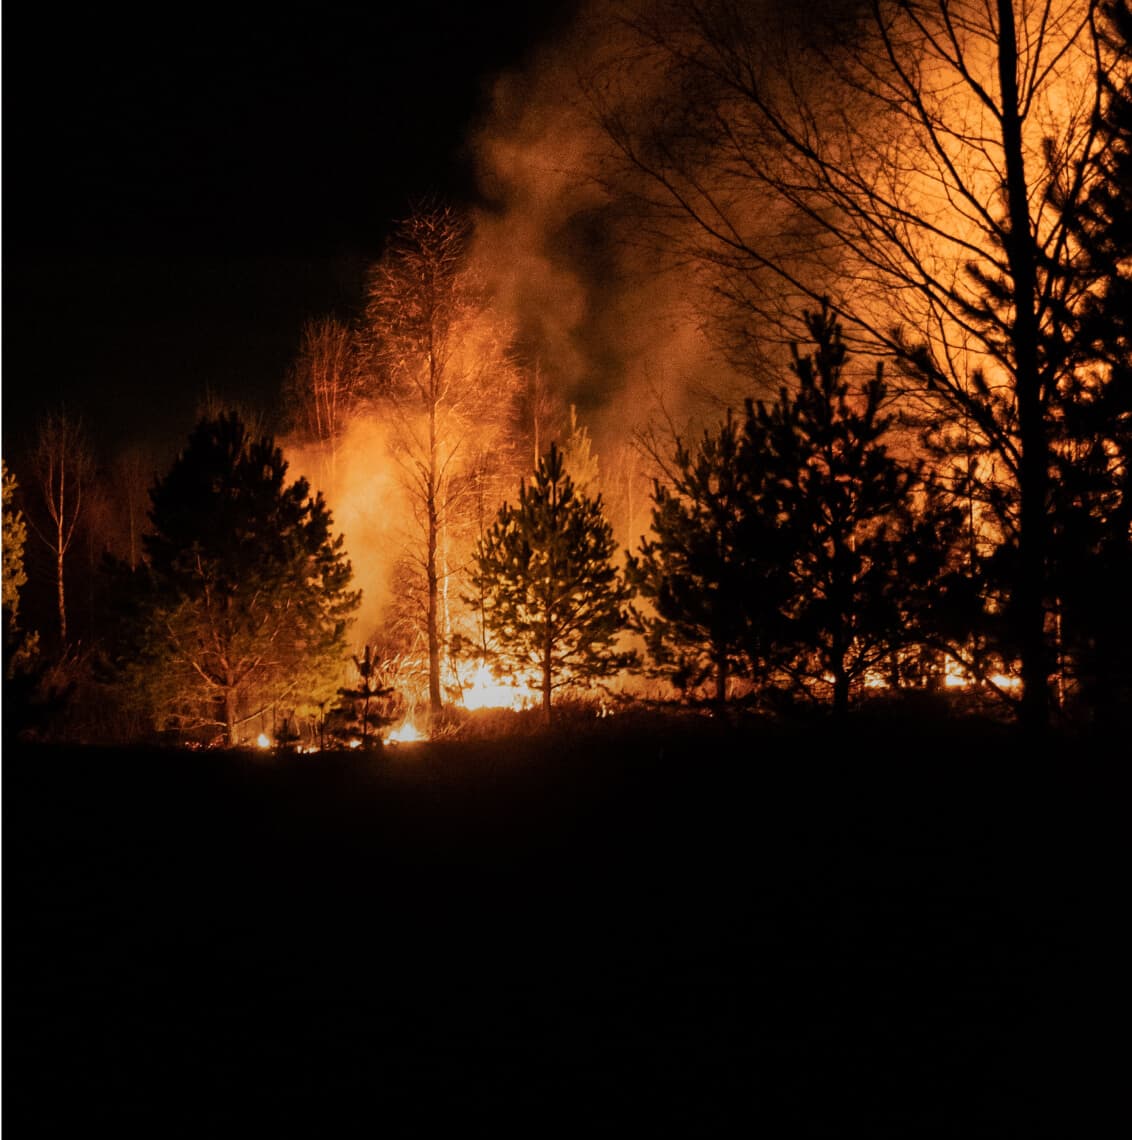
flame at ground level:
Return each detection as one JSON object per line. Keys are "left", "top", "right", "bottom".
{"left": 387, "top": 720, "right": 425, "bottom": 743}
{"left": 461, "top": 664, "right": 538, "bottom": 712}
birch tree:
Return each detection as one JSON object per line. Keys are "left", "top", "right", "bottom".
{"left": 365, "top": 204, "right": 521, "bottom": 717}
{"left": 30, "top": 410, "right": 93, "bottom": 650}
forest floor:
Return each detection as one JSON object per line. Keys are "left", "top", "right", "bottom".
{"left": 2, "top": 715, "right": 1125, "bottom": 1135}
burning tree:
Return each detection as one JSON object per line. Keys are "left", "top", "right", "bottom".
{"left": 468, "top": 443, "right": 636, "bottom": 725}
{"left": 122, "top": 413, "right": 360, "bottom": 746}
{"left": 365, "top": 203, "right": 521, "bottom": 720}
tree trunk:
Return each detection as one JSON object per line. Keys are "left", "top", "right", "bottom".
{"left": 997, "top": 0, "right": 1051, "bottom": 737}
{"left": 831, "top": 601, "right": 850, "bottom": 721}
{"left": 714, "top": 654, "right": 727, "bottom": 708}
{"left": 427, "top": 394, "right": 443, "bottom": 716}
{"left": 832, "top": 666, "right": 850, "bottom": 722}
{"left": 56, "top": 541, "right": 67, "bottom": 647}
{"left": 542, "top": 631, "right": 553, "bottom": 726}
{"left": 225, "top": 686, "right": 238, "bottom": 748}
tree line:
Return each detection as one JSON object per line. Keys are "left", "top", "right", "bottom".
{"left": 3, "top": 0, "right": 1129, "bottom": 743}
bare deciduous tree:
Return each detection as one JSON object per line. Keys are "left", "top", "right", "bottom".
{"left": 285, "top": 315, "right": 363, "bottom": 482}
{"left": 365, "top": 203, "right": 521, "bottom": 717}
{"left": 30, "top": 410, "right": 93, "bottom": 649}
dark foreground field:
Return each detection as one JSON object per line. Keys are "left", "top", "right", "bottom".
{"left": 3, "top": 715, "right": 1125, "bottom": 1135}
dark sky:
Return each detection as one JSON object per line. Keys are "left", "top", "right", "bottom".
{"left": 2, "top": 2, "right": 580, "bottom": 465}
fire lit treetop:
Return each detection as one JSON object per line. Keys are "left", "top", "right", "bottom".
{"left": 364, "top": 202, "right": 522, "bottom": 718}
{"left": 468, "top": 443, "right": 637, "bottom": 724}
{"left": 124, "top": 413, "right": 361, "bottom": 747}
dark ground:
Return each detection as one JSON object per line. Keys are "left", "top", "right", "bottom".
{"left": 2, "top": 716, "right": 1125, "bottom": 1135}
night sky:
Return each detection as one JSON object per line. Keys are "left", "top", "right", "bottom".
{"left": 2, "top": 2, "right": 580, "bottom": 464}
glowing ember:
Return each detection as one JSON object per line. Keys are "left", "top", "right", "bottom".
{"left": 462, "top": 664, "right": 537, "bottom": 711}
{"left": 257, "top": 733, "right": 271, "bottom": 749}
{"left": 387, "top": 720, "right": 424, "bottom": 743}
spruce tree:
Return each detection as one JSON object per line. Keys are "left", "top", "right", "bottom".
{"left": 468, "top": 444, "right": 636, "bottom": 725}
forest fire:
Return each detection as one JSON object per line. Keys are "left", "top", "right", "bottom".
{"left": 1, "top": 1, "right": 1126, "bottom": 749}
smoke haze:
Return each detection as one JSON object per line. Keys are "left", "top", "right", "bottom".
{"left": 468, "top": 1, "right": 756, "bottom": 458}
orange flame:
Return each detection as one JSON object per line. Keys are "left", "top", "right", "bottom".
{"left": 461, "top": 663, "right": 538, "bottom": 711}
{"left": 386, "top": 720, "right": 425, "bottom": 743}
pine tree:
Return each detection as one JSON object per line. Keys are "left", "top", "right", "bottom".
{"left": 748, "top": 303, "right": 958, "bottom": 718}
{"left": 335, "top": 644, "right": 395, "bottom": 750}
{"left": 127, "top": 413, "right": 361, "bottom": 746}
{"left": 1046, "top": 0, "right": 1132, "bottom": 722}
{"left": 468, "top": 444, "right": 636, "bottom": 724}
{"left": 627, "top": 413, "right": 789, "bottom": 706}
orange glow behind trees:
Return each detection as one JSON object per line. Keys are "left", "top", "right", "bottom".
{"left": 12, "top": 4, "right": 1129, "bottom": 743}
{"left": 584, "top": 0, "right": 1130, "bottom": 732}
